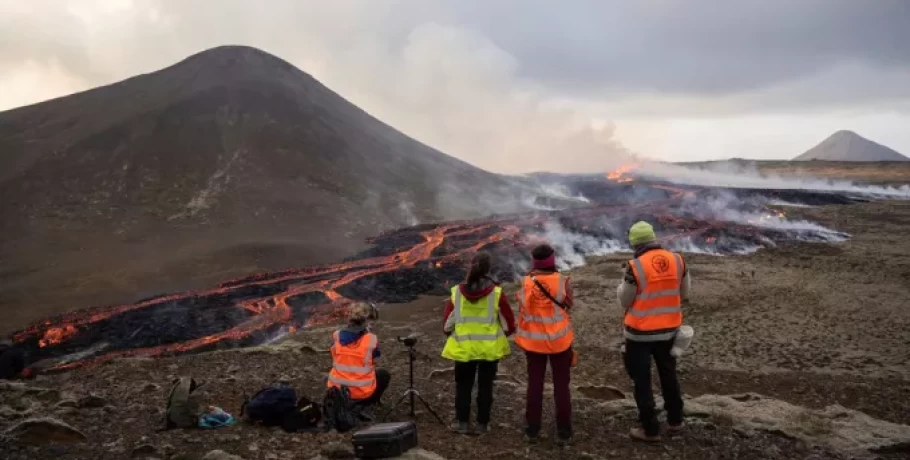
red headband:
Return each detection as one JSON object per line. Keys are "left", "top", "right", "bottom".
{"left": 532, "top": 253, "right": 556, "bottom": 269}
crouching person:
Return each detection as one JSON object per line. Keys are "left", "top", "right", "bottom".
{"left": 327, "top": 303, "right": 391, "bottom": 408}
{"left": 516, "top": 244, "right": 575, "bottom": 446}
{"left": 442, "top": 251, "right": 515, "bottom": 435}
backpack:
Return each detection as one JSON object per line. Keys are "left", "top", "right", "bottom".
{"left": 241, "top": 383, "right": 298, "bottom": 426}
{"left": 322, "top": 386, "right": 358, "bottom": 433}
{"left": 281, "top": 396, "right": 322, "bottom": 433}
{"left": 165, "top": 377, "right": 203, "bottom": 429}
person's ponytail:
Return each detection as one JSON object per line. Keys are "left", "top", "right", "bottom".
{"left": 466, "top": 251, "right": 492, "bottom": 286}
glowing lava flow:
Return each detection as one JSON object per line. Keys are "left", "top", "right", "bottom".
{"left": 607, "top": 163, "right": 639, "bottom": 183}
{"left": 13, "top": 221, "right": 527, "bottom": 371}
{"left": 11, "top": 176, "right": 853, "bottom": 372}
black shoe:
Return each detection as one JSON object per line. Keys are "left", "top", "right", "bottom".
{"left": 451, "top": 422, "right": 471, "bottom": 435}
{"left": 524, "top": 425, "right": 541, "bottom": 444}
{"left": 556, "top": 426, "right": 573, "bottom": 447}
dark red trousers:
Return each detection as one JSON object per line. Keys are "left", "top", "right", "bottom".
{"left": 524, "top": 348, "right": 573, "bottom": 438}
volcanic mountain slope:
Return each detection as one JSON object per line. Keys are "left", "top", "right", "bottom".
{"left": 793, "top": 130, "right": 909, "bottom": 162}
{"left": 0, "top": 45, "right": 533, "bottom": 329}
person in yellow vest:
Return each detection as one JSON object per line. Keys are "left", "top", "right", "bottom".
{"left": 327, "top": 303, "right": 390, "bottom": 408}
{"left": 515, "top": 244, "right": 575, "bottom": 446}
{"left": 442, "top": 251, "right": 515, "bottom": 435}
{"left": 617, "top": 221, "right": 689, "bottom": 442}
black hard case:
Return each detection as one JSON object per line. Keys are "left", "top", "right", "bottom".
{"left": 351, "top": 421, "right": 418, "bottom": 458}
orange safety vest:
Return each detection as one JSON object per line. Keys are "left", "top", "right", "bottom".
{"left": 327, "top": 330, "right": 378, "bottom": 400}
{"left": 624, "top": 249, "right": 684, "bottom": 341}
{"left": 515, "top": 272, "right": 574, "bottom": 354}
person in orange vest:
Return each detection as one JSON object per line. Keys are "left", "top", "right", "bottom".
{"left": 617, "top": 221, "right": 689, "bottom": 442}
{"left": 327, "top": 303, "right": 390, "bottom": 408}
{"left": 515, "top": 244, "right": 574, "bottom": 446}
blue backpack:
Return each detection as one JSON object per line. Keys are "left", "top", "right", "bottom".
{"left": 241, "top": 383, "right": 298, "bottom": 426}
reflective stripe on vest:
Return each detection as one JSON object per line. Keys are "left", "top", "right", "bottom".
{"left": 515, "top": 273, "right": 574, "bottom": 353}
{"left": 628, "top": 253, "right": 683, "bottom": 315}
{"left": 328, "top": 331, "right": 377, "bottom": 391}
{"left": 625, "top": 250, "right": 684, "bottom": 336}
{"left": 448, "top": 331, "right": 506, "bottom": 342}
{"left": 452, "top": 288, "right": 497, "bottom": 325}
{"left": 623, "top": 330, "right": 676, "bottom": 341}
{"left": 515, "top": 322, "right": 571, "bottom": 341}
{"left": 441, "top": 286, "right": 511, "bottom": 362}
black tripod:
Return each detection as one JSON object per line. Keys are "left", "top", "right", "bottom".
{"left": 381, "top": 337, "right": 445, "bottom": 424}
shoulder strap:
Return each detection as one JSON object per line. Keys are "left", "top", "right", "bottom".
{"left": 529, "top": 275, "right": 567, "bottom": 309}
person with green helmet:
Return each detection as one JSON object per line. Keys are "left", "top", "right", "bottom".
{"left": 441, "top": 251, "right": 516, "bottom": 435}
{"left": 617, "top": 221, "right": 690, "bottom": 442}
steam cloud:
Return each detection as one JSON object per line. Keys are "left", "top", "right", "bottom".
{"left": 638, "top": 161, "right": 910, "bottom": 198}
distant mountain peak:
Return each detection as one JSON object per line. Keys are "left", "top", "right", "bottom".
{"left": 793, "top": 130, "right": 909, "bottom": 162}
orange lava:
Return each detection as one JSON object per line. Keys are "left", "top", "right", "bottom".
{"left": 39, "top": 325, "right": 78, "bottom": 348}
{"left": 18, "top": 180, "right": 771, "bottom": 373}
{"left": 607, "top": 163, "right": 639, "bottom": 183}
{"left": 19, "top": 220, "right": 528, "bottom": 371}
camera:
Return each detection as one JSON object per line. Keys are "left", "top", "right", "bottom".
{"left": 368, "top": 302, "right": 379, "bottom": 321}
{"left": 397, "top": 333, "right": 419, "bottom": 347}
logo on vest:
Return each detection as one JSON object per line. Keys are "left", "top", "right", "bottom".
{"left": 651, "top": 255, "right": 671, "bottom": 273}
{"left": 530, "top": 286, "right": 551, "bottom": 302}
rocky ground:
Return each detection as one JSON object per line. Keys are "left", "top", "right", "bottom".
{"left": 4, "top": 198, "right": 910, "bottom": 459}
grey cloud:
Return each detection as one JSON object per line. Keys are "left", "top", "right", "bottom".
{"left": 1, "top": 0, "right": 908, "bottom": 172}
{"left": 453, "top": 0, "right": 910, "bottom": 96}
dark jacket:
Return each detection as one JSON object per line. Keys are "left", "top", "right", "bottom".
{"left": 443, "top": 277, "right": 516, "bottom": 335}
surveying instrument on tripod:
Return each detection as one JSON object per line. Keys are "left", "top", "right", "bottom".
{"left": 380, "top": 333, "right": 444, "bottom": 424}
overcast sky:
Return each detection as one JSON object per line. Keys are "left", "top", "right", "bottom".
{"left": 1, "top": 0, "right": 909, "bottom": 173}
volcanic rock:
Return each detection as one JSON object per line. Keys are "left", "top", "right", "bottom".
{"left": 793, "top": 130, "right": 909, "bottom": 162}
{"left": 131, "top": 443, "right": 161, "bottom": 458}
{"left": 320, "top": 441, "right": 355, "bottom": 459}
{"left": 0, "top": 404, "right": 30, "bottom": 420}
{"left": 142, "top": 382, "right": 160, "bottom": 393}
{"left": 78, "top": 394, "right": 107, "bottom": 408}
{"left": 596, "top": 398, "right": 639, "bottom": 416}
{"left": 397, "top": 448, "right": 447, "bottom": 460}
{"left": 686, "top": 393, "right": 910, "bottom": 454}
{"left": 202, "top": 450, "right": 245, "bottom": 460}
{"left": 3, "top": 417, "right": 87, "bottom": 444}
{"left": 34, "top": 388, "right": 61, "bottom": 403}
{"left": 428, "top": 368, "right": 455, "bottom": 380}
{"left": 576, "top": 385, "right": 626, "bottom": 401}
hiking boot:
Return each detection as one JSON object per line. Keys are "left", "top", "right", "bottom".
{"left": 629, "top": 427, "right": 661, "bottom": 442}
{"left": 451, "top": 421, "right": 471, "bottom": 435}
{"left": 474, "top": 423, "right": 490, "bottom": 434}
{"left": 667, "top": 423, "right": 684, "bottom": 435}
{"left": 555, "top": 426, "right": 573, "bottom": 448}
{"left": 524, "top": 425, "right": 541, "bottom": 444}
